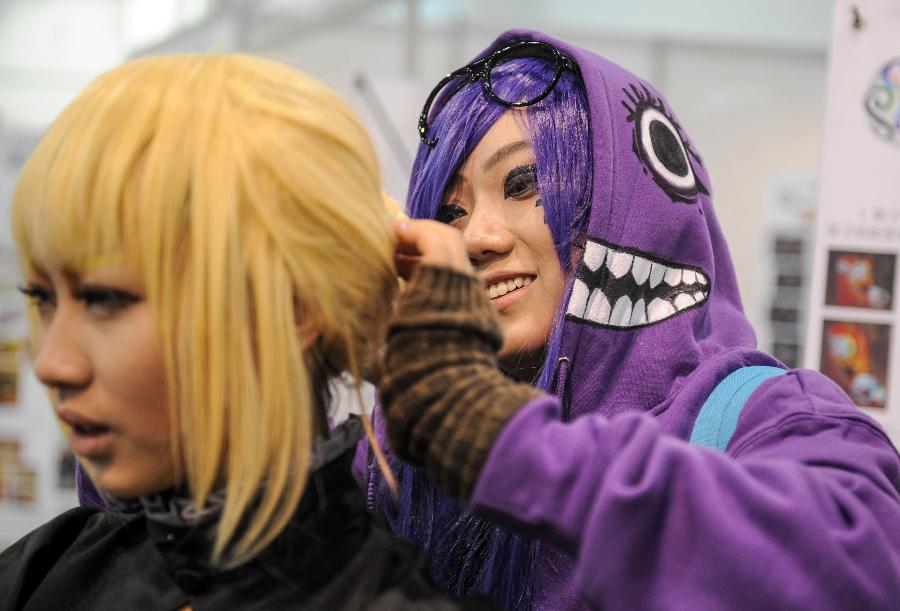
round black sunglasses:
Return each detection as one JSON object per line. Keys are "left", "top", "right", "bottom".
{"left": 417, "top": 40, "right": 577, "bottom": 146}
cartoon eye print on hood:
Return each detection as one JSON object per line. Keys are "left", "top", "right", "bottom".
{"left": 622, "top": 83, "right": 709, "bottom": 204}
{"left": 566, "top": 238, "right": 710, "bottom": 329}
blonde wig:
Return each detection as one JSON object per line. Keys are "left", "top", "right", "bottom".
{"left": 12, "top": 54, "right": 397, "bottom": 565}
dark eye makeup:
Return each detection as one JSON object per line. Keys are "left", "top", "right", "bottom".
{"left": 18, "top": 284, "right": 55, "bottom": 308}
{"left": 77, "top": 286, "right": 141, "bottom": 311}
{"left": 435, "top": 162, "right": 539, "bottom": 224}
{"left": 17, "top": 284, "right": 140, "bottom": 314}
{"left": 436, "top": 203, "right": 468, "bottom": 224}
{"left": 503, "top": 164, "right": 538, "bottom": 200}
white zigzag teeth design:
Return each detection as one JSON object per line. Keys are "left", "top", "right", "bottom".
{"left": 647, "top": 298, "right": 676, "bottom": 323}
{"left": 629, "top": 298, "right": 648, "bottom": 325}
{"left": 568, "top": 241, "right": 711, "bottom": 328}
{"left": 568, "top": 278, "right": 590, "bottom": 317}
{"left": 609, "top": 296, "right": 632, "bottom": 326}
{"left": 649, "top": 262, "right": 666, "bottom": 288}
{"left": 584, "top": 242, "right": 607, "bottom": 272}
{"left": 631, "top": 257, "right": 651, "bottom": 285}
{"left": 606, "top": 251, "right": 633, "bottom": 279}
{"left": 664, "top": 267, "right": 682, "bottom": 286}
{"left": 673, "top": 293, "right": 695, "bottom": 311}
{"left": 586, "top": 288, "right": 611, "bottom": 324}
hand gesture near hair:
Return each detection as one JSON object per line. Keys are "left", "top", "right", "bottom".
{"left": 393, "top": 220, "right": 473, "bottom": 279}
{"left": 382, "top": 219, "right": 541, "bottom": 500}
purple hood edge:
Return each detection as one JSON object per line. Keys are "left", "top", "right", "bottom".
{"left": 484, "top": 29, "right": 757, "bottom": 420}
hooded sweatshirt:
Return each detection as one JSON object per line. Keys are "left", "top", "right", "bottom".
{"left": 370, "top": 29, "right": 900, "bottom": 610}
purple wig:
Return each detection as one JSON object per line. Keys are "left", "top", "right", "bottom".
{"left": 408, "top": 54, "right": 591, "bottom": 389}
{"left": 378, "top": 56, "right": 592, "bottom": 608}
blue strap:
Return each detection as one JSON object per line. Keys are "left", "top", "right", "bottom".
{"left": 689, "top": 366, "right": 786, "bottom": 451}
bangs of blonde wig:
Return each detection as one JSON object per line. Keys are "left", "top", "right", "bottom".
{"left": 12, "top": 54, "right": 397, "bottom": 565}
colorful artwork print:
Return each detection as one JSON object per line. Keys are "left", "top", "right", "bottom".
{"left": 820, "top": 320, "right": 891, "bottom": 409}
{"left": 825, "top": 250, "right": 895, "bottom": 310}
{"left": 864, "top": 57, "right": 900, "bottom": 145}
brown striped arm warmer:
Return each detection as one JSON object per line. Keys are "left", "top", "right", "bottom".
{"left": 378, "top": 265, "right": 543, "bottom": 500}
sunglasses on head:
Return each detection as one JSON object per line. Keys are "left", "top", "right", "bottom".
{"left": 418, "top": 40, "right": 577, "bottom": 146}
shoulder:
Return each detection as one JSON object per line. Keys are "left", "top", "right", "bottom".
{"left": 734, "top": 368, "right": 891, "bottom": 445}
{"left": 0, "top": 506, "right": 142, "bottom": 607}
{"left": 1, "top": 507, "right": 105, "bottom": 559}
{"left": 728, "top": 368, "right": 899, "bottom": 488}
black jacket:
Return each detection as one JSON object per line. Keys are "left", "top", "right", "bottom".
{"left": 0, "top": 434, "right": 496, "bottom": 610}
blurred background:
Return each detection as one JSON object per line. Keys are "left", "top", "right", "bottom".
{"left": 0, "top": 0, "right": 846, "bottom": 544}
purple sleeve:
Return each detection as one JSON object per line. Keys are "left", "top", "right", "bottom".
{"left": 470, "top": 375, "right": 900, "bottom": 609}
{"left": 352, "top": 407, "right": 393, "bottom": 509}
{"left": 352, "top": 432, "right": 370, "bottom": 489}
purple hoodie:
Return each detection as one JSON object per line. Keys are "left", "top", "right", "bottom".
{"left": 362, "top": 29, "right": 900, "bottom": 609}
{"left": 69, "top": 28, "right": 899, "bottom": 608}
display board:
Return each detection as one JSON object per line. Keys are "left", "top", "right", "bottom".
{"left": 804, "top": 0, "right": 900, "bottom": 442}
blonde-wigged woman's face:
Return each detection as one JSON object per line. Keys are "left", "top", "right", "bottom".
{"left": 23, "top": 262, "right": 174, "bottom": 498}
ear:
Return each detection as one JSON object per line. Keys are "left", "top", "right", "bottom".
{"left": 293, "top": 298, "right": 321, "bottom": 350}
{"left": 296, "top": 318, "right": 320, "bottom": 350}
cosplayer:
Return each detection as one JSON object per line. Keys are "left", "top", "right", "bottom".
{"left": 0, "top": 54, "right": 494, "bottom": 610}
{"left": 364, "top": 29, "right": 900, "bottom": 609}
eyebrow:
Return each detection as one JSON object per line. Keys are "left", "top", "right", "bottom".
{"left": 482, "top": 139, "right": 532, "bottom": 172}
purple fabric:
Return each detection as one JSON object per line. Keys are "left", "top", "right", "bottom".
{"left": 362, "top": 28, "right": 900, "bottom": 609}
{"left": 472, "top": 370, "right": 900, "bottom": 609}
{"left": 385, "top": 45, "right": 597, "bottom": 609}
{"left": 507, "top": 28, "right": 758, "bottom": 419}
{"left": 74, "top": 460, "right": 106, "bottom": 511}
{"left": 461, "top": 29, "right": 900, "bottom": 609}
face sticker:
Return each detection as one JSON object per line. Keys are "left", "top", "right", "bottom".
{"left": 621, "top": 83, "right": 708, "bottom": 204}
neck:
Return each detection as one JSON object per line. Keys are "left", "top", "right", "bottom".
{"left": 500, "top": 347, "right": 545, "bottom": 383}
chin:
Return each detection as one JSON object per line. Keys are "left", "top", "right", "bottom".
{"left": 87, "top": 464, "right": 174, "bottom": 499}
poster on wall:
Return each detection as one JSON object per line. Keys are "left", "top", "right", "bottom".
{"left": 804, "top": 0, "right": 900, "bottom": 441}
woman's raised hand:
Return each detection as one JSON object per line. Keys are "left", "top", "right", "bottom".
{"left": 393, "top": 220, "right": 474, "bottom": 279}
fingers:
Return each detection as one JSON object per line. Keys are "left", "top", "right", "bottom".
{"left": 395, "top": 253, "right": 420, "bottom": 281}
{"left": 393, "top": 220, "right": 473, "bottom": 276}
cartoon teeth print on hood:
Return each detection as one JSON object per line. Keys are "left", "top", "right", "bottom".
{"left": 567, "top": 239, "right": 710, "bottom": 328}
{"left": 567, "top": 82, "right": 712, "bottom": 330}
{"left": 489, "top": 29, "right": 757, "bottom": 422}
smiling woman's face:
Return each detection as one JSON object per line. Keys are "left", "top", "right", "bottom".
{"left": 437, "top": 111, "right": 566, "bottom": 377}
{"left": 23, "top": 263, "right": 174, "bottom": 498}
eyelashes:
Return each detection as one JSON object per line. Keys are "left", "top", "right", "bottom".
{"left": 18, "top": 284, "right": 141, "bottom": 315}
{"left": 436, "top": 203, "right": 468, "bottom": 224}
{"left": 503, "top": 164, "right": 538, "bottom": 200}
{"left": 436, "top": 163, "right": 539, "bottom": 225}
{"left": 78, "top": 287, "right": 140, "bottom": 311}
{"left": 18, "top": 284, "right": 54, "bottom": 308}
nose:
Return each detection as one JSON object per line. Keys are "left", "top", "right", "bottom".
{"left": 33, "top": 306, "right": 92, "bottom": 396}
{"left": 463, "top": 204, "right": 515, "bottom": 267}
